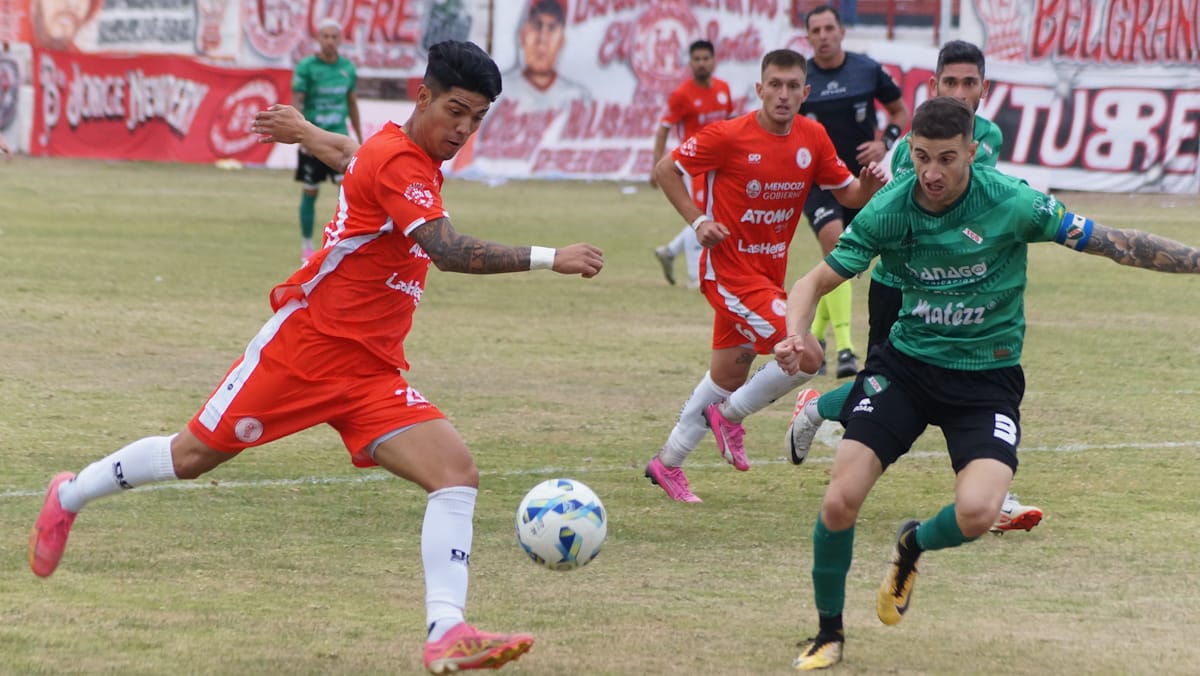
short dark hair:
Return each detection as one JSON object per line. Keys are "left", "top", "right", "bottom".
{"left": 528, "top": 0, "right": 565, "bottom": 24}
{"left": 424, "top": 41, "right": 503, "bottom": 102}
{"left": 689, "top": 39, "right": 715, "bottom": 57}
{"left": 805, "top": 5, "right": 842, "bottom": 30}
{"left": 936, "top": 40, "right": 986, "bottom": 78}
{"left": 911, "top": 96, "right": 975, "bottom": 141}
{"left": 761, "top": 49, "right": 807, "bottom": 75}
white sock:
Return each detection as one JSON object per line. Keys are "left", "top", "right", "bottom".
{"left": 682, "top": 228, "right": 703, "bottom": 285}
{"left": 666, "top": 225, "right": 690, "bottom": 256}
{"left": 423, "top": 486, "right": 476, "bottom": 642}
{"left": 721, "top": 361, "right": 815, "bottom": 423}
{"left": 659, "top": 372, "right": 730, "bottom": 467}
{"left": 302, "top": 237, "right": 314, "bottom": 249}
{"left": 57, "top": 435, "right": 178, "bottom": 513}
{"left": 803, "top": 396, "right": 824, "bottom": 424}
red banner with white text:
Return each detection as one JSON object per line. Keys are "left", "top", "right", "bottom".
{"left": 31, "top": 50, "right": 291, "bottom": 163}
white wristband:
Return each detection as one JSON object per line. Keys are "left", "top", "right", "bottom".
{"left": 530, "top": 246, "right": 556, "bottom": 271}
{"left": 690, "top": 214, "right": 710, "bottom": 231}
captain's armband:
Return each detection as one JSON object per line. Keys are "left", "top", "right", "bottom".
{"left": 1054, "top": 211, "right": 1093, "bottom": 251}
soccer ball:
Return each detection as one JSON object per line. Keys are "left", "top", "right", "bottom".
{"left": 515, "top": 478, "right": 607, "bottom": 571}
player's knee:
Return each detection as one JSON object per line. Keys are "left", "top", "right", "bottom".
{"left": 819, "top": 490, "right": 861, "bottom": 531}
{"left": 954, "top": 501, "right": 996, "bottom": 538}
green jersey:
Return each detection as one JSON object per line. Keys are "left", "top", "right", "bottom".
{"left": 827, "top": 166, "right": 1068, "bottom": 370}
{"left": 873, "top": 115, "right": 1004, "bottom": 286}
{"left": 292, "top": 55, "right": 357, "bottom": 134}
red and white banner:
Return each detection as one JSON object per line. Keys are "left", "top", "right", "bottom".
{"left": 31, "top": 50, "right": 292, "bottom": 163}
{"left": 448, "top": 1, "right": 807, "bottom": 179}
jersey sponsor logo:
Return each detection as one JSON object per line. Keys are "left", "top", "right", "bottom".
{"left": 346, "top": 156, "right": 358, "bottom": 174}
{"left": 409, "top": 243, "right": 430, "bottom": 260}
{"left": 739, "top": 207, "right": 795, "bottom": 226}
{"left": 736, "top": 239, "right": 787, "bottom": 256}
{"left": 679, "top": 136, "right": 698, "bottom": 157}
{"left": 386, "top": 274, "right": 425, "bottom": 302}
{"left": 906, "top": 262, "right": 989, "bottom": 282}
{"left": 404, "top": 182, "right": 436, "bottom": 208}
{"left": 796, "top": 148, "right": 812, "bottom": 169}
{"left": 234, "top": 417, "right": 264, "bottom": 443}
{"left": 746, "top": 179, "right": 762, "bottom": 198}
{"left": 993, "top": 413, "right": 1018, "bottom": 446}
{"left": 821, "top": 80, "right": 847, "bottom": 96}
{"left": 962, "top": 227, "right": 983, "bottom": 244}
{"left": 748, "top": 153, "right": 762, "bottom": 164}
{"left": 911, "top": 299, "right": 987, "bottom": 326}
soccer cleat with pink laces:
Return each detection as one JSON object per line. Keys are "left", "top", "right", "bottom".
{"left": 29, "top": 472, "right": 78, "bottom": 578}
{"left": 423, "top": 622, "right": 533, "bottom": 674}
{"left": 644, "top": 456, "right": 701, "bottom": 502}
{"left": 705, "top": 403, "right": 749, "bottom": 471}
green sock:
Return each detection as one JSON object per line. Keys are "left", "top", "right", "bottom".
{"left": 915, "top": 503, "right": 978, "bottom": 552}
{"left": 811, "top": 296, "right": 831, "bottom": 339}
{"left": 827, "top": 281, "right": 855, "bottom": 354}
{"left": 812, "top": 516, "right": 855, "bottom": 618}
{"left": 816, "top": 381, "right": 854, "bottom": 422}
{"left": 300, "top": 192, "right": 317, "bottom": 240}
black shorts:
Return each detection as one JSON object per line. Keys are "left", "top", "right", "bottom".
{"left": 839, "top": 341, "right": 1024, "bottom": 474}
{"left": 866, "top": 278, "right": 903, "bottom": 350}
{"left": 803, "top": 187, "right": 860, "bottom": 235}
{"left": 295, "top": 148, "right": 343, "bottom": 187}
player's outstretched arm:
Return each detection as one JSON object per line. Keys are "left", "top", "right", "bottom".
{"left": 1078, "top": 222, "right": 1200, "bottom": 273}
{"left": 253, "top": 104, "right": 360, "bottom": 173}
{"left": 830, "top": 161, "right": 890, "bottom": 209}
{"left": 411, "top": 218, "right": 604, "bottom": 278}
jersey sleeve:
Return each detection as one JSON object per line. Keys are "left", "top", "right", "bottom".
{"left": 890, "top": 134, "right": 912, "bottom": 176}
{"left": 671, "top": 122, "right": 726, "bottom": 177}
{"left": 660, "top": 88, "right": 689, "bottom": 127}
{"left": 1019, "top": 184, "right": 1069, "bottom": 243}
{"left": 812, "top": 127, "right": 854, "bottom": 190}
{"left": 826, "top": 210, "right": 882, "bottom": 277}
{"left": 874, "top": 63, "right": 903, "bottom": 104}
{"left": 375, "top": 151, "right": 449, "bottom": 236}
{"left": 976, "top": 120, "right": 1003, "bottom": 167}
{"left": 291, "top": 60, "right": 309, "bottom": 94}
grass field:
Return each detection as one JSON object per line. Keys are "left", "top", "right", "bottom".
{"left": 1, "top": 156, "right": 1199, "bottom": 675}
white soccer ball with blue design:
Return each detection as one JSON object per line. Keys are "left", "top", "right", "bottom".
{"left": 515, "top": 478, "right": 607, "bottom": 571}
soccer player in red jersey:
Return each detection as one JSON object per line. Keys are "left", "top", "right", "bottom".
{"left": 650, "top": 39, "right": 736, "bottom": 288}
{"left": 644, "top": 48, "right": 887, "bottom": 502}
{"left": 29, "top": 41, "right": 603, "bottom": 674}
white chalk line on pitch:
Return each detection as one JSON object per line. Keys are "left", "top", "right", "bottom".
{"left": 2, "top": 439, "right": 1199, "bottom": 500}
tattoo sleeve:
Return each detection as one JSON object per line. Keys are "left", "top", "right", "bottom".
{"left": 1083, "top": 223, "right": 1200, "bottom": 273}
{"left": 409, "top": 217, "right": 530, "bottom": 274}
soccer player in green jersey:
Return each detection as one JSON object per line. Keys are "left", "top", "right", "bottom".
{"left": 787, "top": 40, "right": 1043, "bottom": 533}
{"left": 775, "top": 96, "right": 1200, "bottom": 670}
{"left": 292, "top": 18, "right": 362, "bottom": 262}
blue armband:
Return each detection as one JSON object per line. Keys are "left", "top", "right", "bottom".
{"left": 1054, "top": 211, "right": 1093, "bottom": 251}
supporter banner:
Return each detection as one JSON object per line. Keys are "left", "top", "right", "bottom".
{"left": 450, "top": 0, "right": 808, "bottom": 179}
{"left": 26, "top": 0, "right": 239, "bottom": 59}
{"left": 31, "top": 50, "right": 292, "bottom": 163}
{"left": 239, "top": 0, "right": 485, "bottom": 77}
{"left": 1, "top": 0, "right": 31, "bottom": 43}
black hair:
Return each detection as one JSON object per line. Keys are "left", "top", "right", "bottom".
{"left": 424, "top": 40, "right": 503, "bottom": 102}
{"left": 761, "top": 48, "right": 807, "bottom": 75}
{"left": 936, "top": 40, "right": 986, "bottom": 78}
{"left": 805, "top": 5, "right": 842, "bottom": 30}
{"left": 689, "top": 39, "right": 715, "bottom": 57}
{"left": 528, "top": 0, "right": 565, "bottom": 24}
{"left": 911, "top": 96, "right": 975, "bottom": 141}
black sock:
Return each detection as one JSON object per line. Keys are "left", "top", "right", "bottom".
{"left": 902, "top": 527, "right": 923, "bottom": 556}
{"left": 818, "top": 613, "right": 844, "bottom": 638}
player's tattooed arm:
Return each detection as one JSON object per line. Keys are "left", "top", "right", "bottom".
{"left": 411, "top": 217, "right": 530, "bottom": 274}
{"left": 1085, "top": 223, "right": 1200, "bottom": 273}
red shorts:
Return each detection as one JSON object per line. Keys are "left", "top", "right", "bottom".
{"left": 187, "top": 301, "right": 444, "bottom": 467}
{"left": 700, "top": 279, "right": 789, "bottom": 355}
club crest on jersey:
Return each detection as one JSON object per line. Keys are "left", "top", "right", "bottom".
{"left": 772, "top": 299, "right": 787, "bottom": 316}
{"left": 746, "top": 180, "right": 762, "bottom": 198}
{"left": 796, "top": 148, "right": 812, "bottom": 169}
{"left": 962, "top": 227, "right": 983, "bottom": 244}
{"left": 404, "top": 183, "right": 436, "bottom": 208}
{"left": 718, "top": 91, "right": 728, "bottom": 103}
{"left": 234, "top": 417, "right": 264, "bottom": 443}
